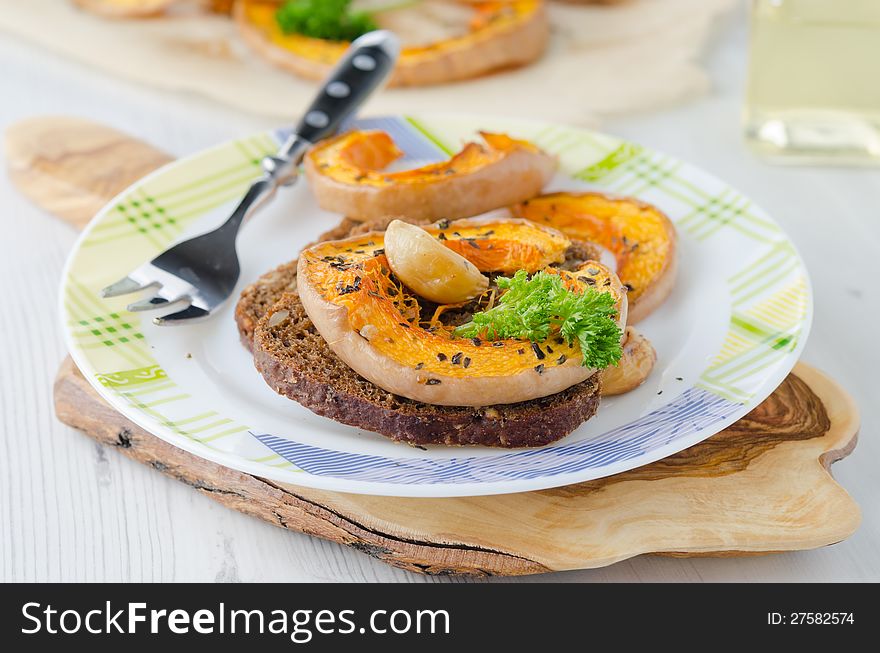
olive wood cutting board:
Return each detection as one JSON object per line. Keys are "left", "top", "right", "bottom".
{"left": 6, "top": 116, "right": 862, "bottom": 576}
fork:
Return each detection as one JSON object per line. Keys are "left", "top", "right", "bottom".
{"left": 101, "top": 30, "right": 400, "bottom": 325}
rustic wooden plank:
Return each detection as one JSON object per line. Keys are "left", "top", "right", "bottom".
{"left": 4, "top": 115, "right": 172, "bottom": 228}
{"left": 54, "top": 357, "right": 860, "bottom": 575}
{"left": 11, "top": 115, "right": 861, "bottom": 576}
{"left": 54, "top": 357, "right": 547, "bottom": 576}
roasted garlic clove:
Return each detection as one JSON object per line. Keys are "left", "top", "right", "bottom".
{"left": 384, "top": 220, "right": 489, "bottom": 304}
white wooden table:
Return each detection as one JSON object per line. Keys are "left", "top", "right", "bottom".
{"left": 2, "top": 8, "right": 878, "bottom": 582}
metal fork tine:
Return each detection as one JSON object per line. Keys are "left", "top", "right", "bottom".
{"left": 153, "top": 304, "right": 211, "bottom": 326}
{"left": 97, "top": 33, "right": 400, "bottom": 327}
{"left": 126, "top": 294, "right": 189, "bottom": 313}
{"left": 100, "top": 276, "right": 158, "bottom": 299}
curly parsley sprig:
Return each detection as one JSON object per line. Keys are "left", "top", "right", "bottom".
{"left": 454, "top": 270, "right": 623, "bottom": 369}
{"left": 276, "top": 0, "right": 378, "bottom": 41}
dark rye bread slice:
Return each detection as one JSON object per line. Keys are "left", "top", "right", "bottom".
{"left": 252, "top": 291, "right": 601, "bottom": 447}
{"left": 237, "top": 219, "right": 604, "bottom": 447}
{"left": 235, "top": 259, "right": 299, "bottom": 350}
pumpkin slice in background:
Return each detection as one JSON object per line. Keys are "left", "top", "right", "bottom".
{"left": 370, "top": 0, "right": 475, "bottom": 47}
{"left": 235, "top": 0, "right": 549, "bottom": 87}
{"left": 72, "top": 0, "right": 179, "bottom": 18}
{"left": 206, "top": 0, "right": 235, "bottom": 13}
{"left": 512, "top": 192, "right": 678, "bottom": 324}
{"left": 72, "top": 0, "right": 236, "bottom": 18}
{"left": 305, "top": 130, "right": 557, "bottom": 222}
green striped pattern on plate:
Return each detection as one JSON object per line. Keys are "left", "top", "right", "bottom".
{"left": 60, "top": 114, "right": 811, "bottom": 495}
{"left": 63, "top": 133, "right": 297, "bottom": 471}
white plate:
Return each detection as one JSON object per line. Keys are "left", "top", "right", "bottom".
{"left": 60, "top": 114, "right": 812, "bottom": 497}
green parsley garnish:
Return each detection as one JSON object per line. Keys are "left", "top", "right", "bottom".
{"left": 454, "top": 270, "right": 623, "bottom": 369}
{"left": 275, "top": 0, "right": 378, "bottom": 41}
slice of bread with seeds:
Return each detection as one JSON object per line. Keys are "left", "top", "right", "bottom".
{"left": 235, "top": 217, "right": 603, "bottom": 447}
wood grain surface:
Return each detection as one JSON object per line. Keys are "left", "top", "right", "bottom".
{"left": 7, "top": 117, "right": 860, "bottom": 575}
{"left": 4, "top": 112, "right": 865, "bottom": 577}
{"left": 4, "top": 115, "right": 172, "bottom": 229}
{"left": 54, "top": 357, "right": 861, "bottom": 575}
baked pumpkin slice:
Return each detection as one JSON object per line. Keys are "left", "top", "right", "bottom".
{"left": 235, "top": 0, "right": 548, "bottom": 87}
{"left": 241, "top": 216, "right": 654, "bottom": 446}
{"left": 305, "top": 130, "right": 556, "bottom": 223}
{"left": 297, "top": 218, "right": 627, "bottom": 407}
{"left": 599, "top": 326, "right": 656, "bottom": 396}
{"left": 72, "top": 0, "right": 178, "bottom": 18}
{"left": 511, "top": 192, "right": 677, "bottom": 323}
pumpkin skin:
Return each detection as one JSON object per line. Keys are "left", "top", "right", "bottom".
{"left": 511, "top": 192, "right": 677, "bottom": 323}
{"left": 297, "top": 218, "right": 627, "bottom": 407}
{"left": 599, "top": 327, "right": 656, "bottom": 396}
{"left": 304, "top": 130, "right": 557, "bottom": 222}
{"left": 235, "top": 0, "right": 549, "bottom": 87}
{"left": 73, "top": 0, "right": 176, "bottom": 18}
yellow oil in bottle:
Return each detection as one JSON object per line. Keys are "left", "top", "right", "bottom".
{"left": 745, "top": 0, "right": 880, "bottom": 163}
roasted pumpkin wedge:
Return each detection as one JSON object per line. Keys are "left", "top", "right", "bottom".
{"left": 235, "top": 0, "right": 548, "bottom": 87}
{"left": 73, "top": 0, "right": 177, "bottom": 18}
{"left": 511, "top": 192, "right": 677, "bottom": 323}
{"left": 305, "top": 130, "right": 557, "bottom": 222}
{"left": 599, "top": 327, "right": 656, "bottom": 396}
{"left": 297, "top": 218, "right": 627, "bottom": 407}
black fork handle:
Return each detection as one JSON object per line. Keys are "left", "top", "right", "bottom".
{"left": 284, "top": 30, "right": 400, "bottom": 155}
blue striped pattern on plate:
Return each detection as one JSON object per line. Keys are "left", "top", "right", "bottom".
{"left": 252, "top": 388, "right": 738, "bottom": 484}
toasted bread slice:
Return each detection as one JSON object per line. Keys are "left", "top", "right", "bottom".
{"left": 236, "top": 219, "right": 605, "bottom": 447}
{"left": 253, "top": 291, "right": 600, "bottom": 447}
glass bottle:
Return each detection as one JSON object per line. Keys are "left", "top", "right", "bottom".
{"left": 744, "top": 0, "right": 880, "bottom": 164}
